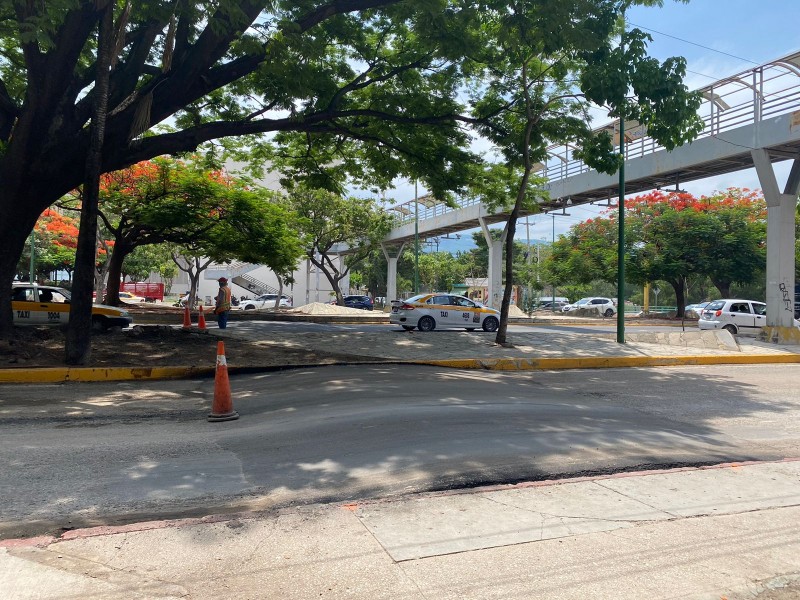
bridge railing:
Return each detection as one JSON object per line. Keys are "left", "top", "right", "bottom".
{"left": 387, "top": 50, "right": 800, "bottom": 227}
{"left": 543, "top": 50, "right": 800, "bottom": 186}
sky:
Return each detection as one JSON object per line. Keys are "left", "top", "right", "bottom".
{"left": 389, "top": 0, "right": 800, "bottom": 254}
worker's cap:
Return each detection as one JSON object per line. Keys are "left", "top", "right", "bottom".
{"left": 218, "top": 277, "right": 228, "bottom": 284}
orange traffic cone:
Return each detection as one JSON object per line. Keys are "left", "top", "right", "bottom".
{"left": 208, "top": 341, "right": 239, "bottom": 422}
{"left": 182, "top": 302, "right": 192, "bottom": 329}
{"left": 198, "top": 306, "right": 207, "bottom": 332}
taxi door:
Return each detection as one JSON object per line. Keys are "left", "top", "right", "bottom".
{"left": 11, "top": 286, "right": 38, "bottom": 324}
{"left": 449, "top": 295, "right": 481, "bottom": 328}
{"left": 428, "top": 295, "right": 457, "bottom": 327}
{"left": 37, "top": 288, "right": 70, "bottom": 325}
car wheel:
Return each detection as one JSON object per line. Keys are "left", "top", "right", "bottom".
{"left": 244, "top": 305, "right": 255, "bottom": 310}
{"left": 482, "top": 316, "right": 499, "bottom": 332}
{"left": 604, "top": 308, "right": 614, "bottom": 317}
{"left": 402, "top": 325, "right": 415, "bottom": 331}
{"left": 723, "top": 324, "right": 737, "bottom": 335}
{"left": 91, "top": 316, "right": 107, "bottom": 331}
{"left": 418, "top": 316, "right": 436, "bottom": 332}
{"left": 465, "top": 328, "right": 476, "bottom": 332}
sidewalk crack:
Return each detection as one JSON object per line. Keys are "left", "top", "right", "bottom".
{"left": 592, "top": 480, "right": 679, "bottom": 518}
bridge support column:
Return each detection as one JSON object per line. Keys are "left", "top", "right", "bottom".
{"left": 381, "top": 243, "right": 406, "bottom": 305}
{"left": 752, "top": 149, "right": 800, "bottom": 343}
{"left": 480, "top": 217, "right": 507, "bottom": 309}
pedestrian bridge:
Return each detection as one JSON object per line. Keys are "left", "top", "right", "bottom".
{"left": 381, "top": 50, "right": 800, "bottom": 333}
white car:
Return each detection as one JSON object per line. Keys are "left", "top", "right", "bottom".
{"left": 390, "top": 293, "right": 500, "bottom": 332}
{"left": 12, "top": 283, "right": 132, "bottom": 329}
{"left": 241, "top": 294, "right": 292, "bottom": 309}
{"left": 563, "top": 297, "right": 616, "bottom": 317}
{"left": 698, "top": 299, "right": 768, "bottom": 335}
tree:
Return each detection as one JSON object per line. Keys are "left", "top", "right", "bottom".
{"left": 87, "top": 158, "right": 301, "bottom": 305}
{"left": 16, "top": 209, "right": 79, "bottom": 282}
{"left": 65, "top": 0, "right": 115, "bottom": 365}
{"left": 287, "top": 187, "right": 392, "bottom": 304}
{"left": 416, "top": 251, "right": 466, "bottom": 293}
{"left": 469, "top": 1, "right": 702, "bottom": 344}
{"left": 121, "top": 244, "right": 175, "bottom": 283}
{"left": 546, "top": 189, "right": 767, "bottom": 316}
{"left": 0, "top": 0, "right": 494, "bottom": 338}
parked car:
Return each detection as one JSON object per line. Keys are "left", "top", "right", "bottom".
{"left": 390, "top": 293, "right": 500, "bottom": 332}
{"left": 698, "top": 299, "right": 767, "bottom": 335}
{"left": 118, "top": 291, "right": 147, "bottom": 303}
{"left": 12, "top": 283, "right": 132, "bottom": 329}
{"left": 343, "top": 295, "right": 374, "bottom": 311}
{"left": 538, "top": 301, "right": 569, "bottom": 311}
{"left": 241, "top": 294, "right": 292, "bottom": 309}
{"left": 563, "top": 297, "right": 616, "bottom": 317}
{"left": 684, "top": 302, "right": 711, "bottom": 319}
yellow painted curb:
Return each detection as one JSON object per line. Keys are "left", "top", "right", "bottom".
{"left": 3, "top": 352, "right": 800, "bottom": 383}
{"left": 0, "top": 366, "right": 214, "bottom": 384}
{"left": 413, "top": 354, "right": 800, "bottom": 371}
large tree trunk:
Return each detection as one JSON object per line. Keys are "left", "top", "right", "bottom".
{"left": 276, "top": 278, "right": 284, "bottom": 308}
{"left": 669, "top": 277, "right": 687, "bottom": 318}
{"left": 496, "top": 171, "right": 532, "bottom": 345}
{"left": 65, "top": 1, "right": 114, "bottom": 365}
{"left": 0, "top": 204, "right": 40, "bottom": 340}
{"left": 711, "top": 278, "right": 731, "bottom": 299}
{"left": 103, "top": 241, "right": 133, "bottom": 306}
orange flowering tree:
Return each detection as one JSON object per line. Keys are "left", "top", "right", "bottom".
{"left": 547, "top": 189, "right": 766, "bottom": 316}
{"left": 16, "top": 209, "right": 112, "bottom": 283}
{"left": 65, "top": 157, "right": 303, "bottom": 305}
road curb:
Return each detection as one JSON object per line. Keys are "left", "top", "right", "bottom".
{"left": 1, "top": 352, "right": 799, "bottom": 383}
{"left": 412, "top": 353, "right": 800, "bottom": 371}
{"left": 0, "top": 366, "right": 215, "bottom": 383}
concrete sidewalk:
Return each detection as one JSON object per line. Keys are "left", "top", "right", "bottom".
{"left": 3, "top": 460, "right": 800, "bottom": 599}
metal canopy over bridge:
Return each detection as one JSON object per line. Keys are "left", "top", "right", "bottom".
{"left": 384, "top": 50, "right": 800, "bottom": 245}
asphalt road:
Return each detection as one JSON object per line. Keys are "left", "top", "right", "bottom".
{"left": 1, "top": 363, "right": 798, "bottom": 538}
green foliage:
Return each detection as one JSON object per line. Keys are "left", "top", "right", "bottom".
{"left": 286, "top": 186, "right": 392, "bottom": 300}
{"left": 544, "top": 189, "right": 768, "bottom": 311}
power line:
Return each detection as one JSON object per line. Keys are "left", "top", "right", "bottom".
{"left": 629, "top": 22, "right": 760, "bottom": 66}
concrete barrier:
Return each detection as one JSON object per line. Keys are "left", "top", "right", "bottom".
{"left": 625, "top": 329, "right": 739, "bottom": 351}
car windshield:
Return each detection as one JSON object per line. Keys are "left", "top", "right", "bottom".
{"left": 405, "top": 294, "right": 427, "bottom": 303}
{"left": 707, "top": 301, "right": 725, "bottom": 310}
{"left": 575, "top": 298, "right": 591, "bottom": 306}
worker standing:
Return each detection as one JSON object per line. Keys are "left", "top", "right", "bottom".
{"left": 215, "top": 277, "right": 232, "bottom": 329}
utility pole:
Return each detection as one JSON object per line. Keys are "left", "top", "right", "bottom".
{"left": 551, "top": 214, "right": 556, "bottom": 312}
{"left": 616, "top": 10, "right": 627, "bottom": 344}
{"left": 414, "top": 181, "right": 419, "bottom": 294}
{"left": 29, "top": 230, "right": 35, "bottom": 283}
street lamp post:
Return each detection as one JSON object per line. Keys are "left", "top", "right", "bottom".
{"left": 551, "top": 214, "right": 556, "bottom": 312}
{"left": 616, "top": 16, "right": 627, "bottom": 344}
{"left": 414, "top": 181, "right": 419, "bottom": 294}
{"left": 28, "top": 230, "right": 35, "bottom": 283}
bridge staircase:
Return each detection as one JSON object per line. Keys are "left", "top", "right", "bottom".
{"left": 205, "top": 261, "right": 279, "bottom": 296}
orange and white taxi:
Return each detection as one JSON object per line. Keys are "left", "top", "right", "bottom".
{"left": 390, "top": 293, "right": 500, "bottom": 332}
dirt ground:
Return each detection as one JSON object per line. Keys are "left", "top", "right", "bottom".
{"left": 0, "top": 303, "right": 366, "bottom": 369}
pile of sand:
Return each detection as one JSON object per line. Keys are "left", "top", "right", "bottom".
{"left": 507, "top": 304, "right": 528, "bottom": 318}
{"left": 289, "top": 302, "right": 378, "bottom": 316}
